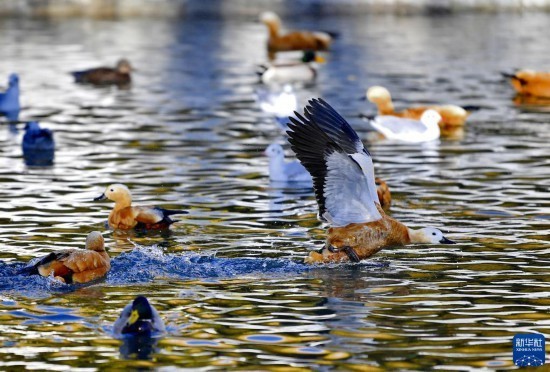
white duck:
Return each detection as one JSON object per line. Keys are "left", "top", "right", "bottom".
{"left": 264, "top": 143, "right": 311, "bottom": 183}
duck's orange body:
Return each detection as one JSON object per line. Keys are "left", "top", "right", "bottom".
{"left": 37, "top": 249, "right": 111, "bottom": 283}
{"left": 375, "top": 177, "right": 391, "bottom": 210}
{"left": 21, "top": 231, "right": 110, "bottom": 284}
{"left": 95, "top": 184, "right": 187, "bottom": 230}
{"left": 260, "top": 12, "right": 332, "bottom": 59}
{"left": 267, "top": 31, "right": 331, "bottom": 54}
{"left": 305, "top": 206, "right": 409, "bottom": 263}
{"left": 367, "top": 86, "right": 469, "bottom": 130}
{"left": 385, "top": 106, "right": 467, "bottom": 128}
{"left": 506, "top": 70, "right": 550, "bottom": 98}
{"left": 109, "top": 206, "right": 174, "bottom": 230}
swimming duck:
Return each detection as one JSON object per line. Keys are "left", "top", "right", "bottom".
{"left": 72, "top": 59, "right": 133, "bottom": 86}
{"left": 366, "top": 86, "right": 470, "bottom": 129}
{"left": 368, "top": 110, "right": 442, "bottom": 143}
{"left": 502, "top": 70, "right": 550, "bottom": 98}
{"left": 18, "top": 231, "right": 110, "bottom": 283}
{"left": 0, "top": 73, "right": 20, "bottom": 121}
{"left": 257, "top": 51, "right": 325, "bottom": 85}
{"left": 94, "top": 183, "right": 188, "bottom": 230}
{"left": 265, "top": 143, "right": 311, "bottom": 183}
{"left": 260, "top": 12, "right": 333, "bottom": 59}
{"left": 287, "top": 98, "right": 455, "bottom": 264}
{"left": 22, "top": 122, "right": 55, "bottom": 166}
{"left": 113, "top": 296, "right": 166, "bottom": 337}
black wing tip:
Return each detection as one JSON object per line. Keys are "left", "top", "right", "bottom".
{"left": 500, "top": 71, "right": 516, "bottom": 79}
{"left": 160, "top": 208, "right": 188, "bottom": 216}
{"left": 461, "top": 105, "right": 482, "bottom": 112}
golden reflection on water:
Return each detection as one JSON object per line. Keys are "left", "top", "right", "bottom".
{"left": 0, "top": 11, "right": 550, "bottom": 371}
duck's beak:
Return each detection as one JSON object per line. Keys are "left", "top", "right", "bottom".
{"left": 314, "top": 55, "right": 326, "bottom": 64}
{"left": 94, "top": 193, "right": 107, "bottom": 201}
{"left": 128, "top": 309, "right": 140, "bottom": 326}
{"left": 439, "top": 236, "right": 456, "bottom": 244}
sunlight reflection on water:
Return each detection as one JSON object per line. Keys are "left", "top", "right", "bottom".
{"left": 0, "top": 12, "right": 549, "bottom": 370}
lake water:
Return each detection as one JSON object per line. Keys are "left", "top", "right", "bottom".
{"left": 0, "top": 12, "right": 549, "bottom": 370}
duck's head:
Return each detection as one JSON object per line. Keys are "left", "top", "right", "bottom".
{"left": 8, "top": 73, "right": 19, "bottom": 87}
{"left": 416, "top": 227, "right": 455, "bottom": 244}
{"left": 366, "top": 86, "right": 392, "bottom": 104}
{"left": 116, "top": 59, "right": 133, "bottom": 74}
{"left": 94, "top": 183, "right": 132, "bottom": 203}
{"left": 420, "top": 109, "right": 442, "bottom": 126}
{"left": 85, "top": 231, "right": 105, "bottom": 252}
{"left": 264, "top": 143, "right": 284, "bottom": 158}
{"left": 302, "top": 51, "right": 325, "bottom": 64}
{"left": 24, "top": 121, "right": 41, "bottom": 132}
{"left": 122, "top": 296, "right": 155, "bottom": 335}
{"left": 260, "top": 11, "right": 281, "bottom": 26}
{"left": 440, "top": 104, "right": 467, "bottom": 117}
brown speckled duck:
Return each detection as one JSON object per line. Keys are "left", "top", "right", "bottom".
{"left": 287, "top": 98, "right": 455, "bottom": 264}
{"left": 72, "top": 59, "right": 133, "bottom": 86}
{"left": 19, "top": 231, "right": 110, "bottom": 284}
{"left": 94, "top": 183, "right": 187, "bottom": 230}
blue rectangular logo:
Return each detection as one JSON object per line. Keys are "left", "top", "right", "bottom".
{"left": 513, "top": 333, "right": 545, "bottom": 367}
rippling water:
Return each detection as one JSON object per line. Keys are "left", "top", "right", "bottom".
{"left": 0, "top": 12, "right": 549, "bottom": 370}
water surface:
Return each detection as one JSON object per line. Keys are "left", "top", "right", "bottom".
{"left": 0, "top": 13, "right": 549, "bottom": 370}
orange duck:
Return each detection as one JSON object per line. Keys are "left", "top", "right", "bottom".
{"left": 366, "top": 86, "right": 471, "bottom": 129}
{"left": 94, "top": 184, "right": 187, "bottom": 230}
{"left": 19, "top": 231, "right": 110, "bottom": 284}
{"left": 72, "top": 59, "right": 133, "bottom": 86}
{"left": 287, "top": 98, "right": 455, "bottom": 264}
{"left": 260, "top": 12, "right": 333, "bottom": 59}
{"left": 502, "top": 70, "right": 550, "bottom": 98}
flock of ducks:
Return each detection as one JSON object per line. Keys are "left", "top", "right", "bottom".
{"left": 2, "top": 10, "right": 550, "bottom": 340}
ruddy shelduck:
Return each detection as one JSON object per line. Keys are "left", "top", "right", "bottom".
{"left": 72, "top": 59, "right": 133, "bottom": 86}
{"left": 366, "top": 86, "right": 470, "bottom": 129}
{"left": 287, "top": 98, "right": 455, "bottom": 264}
{"left": 113, "top": 296, "right": 166, "bottom": 337}
{"left": 94, "top": 183, "right": 187, "bottom": 230}
{"left": 19, "top": 231, "right": 110, "bottom": 283}
{"left": 502, "top": 70, "right": 550, "bottom": 98}
{"left": 260, "top": 12, "right": 332, "bottom": 59}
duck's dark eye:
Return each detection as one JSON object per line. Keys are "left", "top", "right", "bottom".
{"left": 432, "top": 232, "right": 436, "bottom": 236}
{"left": 110, "top": 189, "right": 114, "bottom": 192}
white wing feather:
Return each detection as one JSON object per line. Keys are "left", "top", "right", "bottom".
{"left": 322, "top": 151, "right": 382, "bottom": 227}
